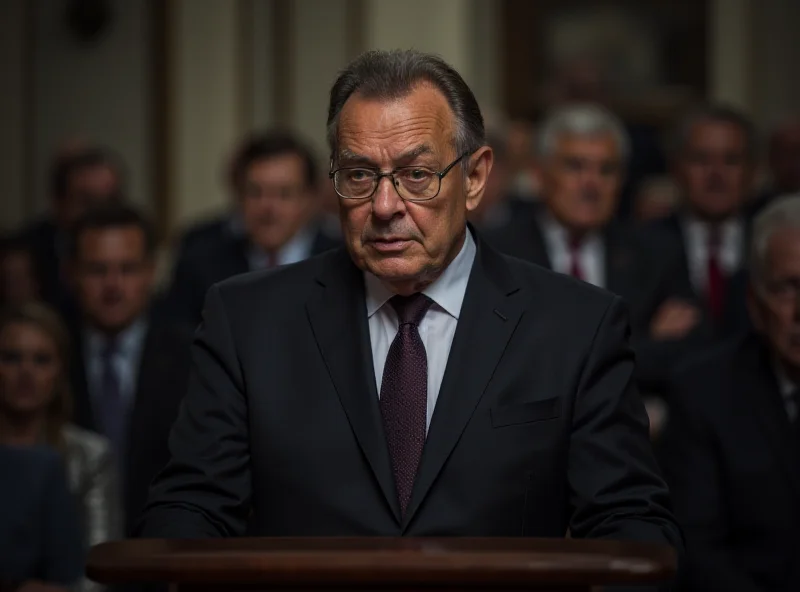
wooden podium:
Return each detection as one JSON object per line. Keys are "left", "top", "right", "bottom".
{"left": 87, "top": 537, "right": 676, "bottom": 591}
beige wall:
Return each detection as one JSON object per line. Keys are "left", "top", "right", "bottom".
{"left": 0, "top": 0, "right": 27, "bottom": 231}
{"left": 167, "top": 0, "right": 247, "bottom": 229}
{"left": 30, "top": 0, "right": 153, "bottom": 215}
{"left": 4, "top": 0, "right": 800, "bottom": 236}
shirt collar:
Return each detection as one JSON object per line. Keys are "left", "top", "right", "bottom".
{"left": 249, "top": 222, "right": 316, "bottom": 268}
{"left": 683, "top": 214, "right": 742, "bottom": 243}
{"left": 364, "top": 228, "right": 476, "bottom": 320}
{"left": 774, "top": 359, "right": 798, "bottom": 399}
{"left": 539, "top": 210, "right": 603, "bottom": 251}
{"left": 86, "top": 316, "right": 148, "bottom": 357}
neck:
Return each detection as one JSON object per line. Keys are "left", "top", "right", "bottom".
{"left": 0, "top": 412, "right": 46, "bottom": 447}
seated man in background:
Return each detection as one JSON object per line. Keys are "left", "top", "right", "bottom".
{"left": 166, "top": 131, "right": 340, "bottom": 326}
{"left": 23, "top": 146, "right": 124, "bottom": 319}
{"left": 652, "top": 103, "right": 755, "bottom": 340}
{"left": 487, "top": 103, "right": 700, "bottom": 393}
{"left": 662, "top": 194, "right": 800, "bottom": 591}
{"left": 0, "top": 445, "right": 84, "bottom": 592}
{"left": 67, "top": 204, "right": 192, "bottom": 535}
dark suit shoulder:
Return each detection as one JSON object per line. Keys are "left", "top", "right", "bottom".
{"left": 497, "top": 248, "right": 618, "bottom": 317}
{"left": 214, "top": 247, "right": 343, "bottom": 304}
{"left": 669, "top": 335, "right": 754, "bottom": 408}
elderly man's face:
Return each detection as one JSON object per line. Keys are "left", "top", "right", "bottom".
{"left": 676, "top": 121, "right": 753, "bottom": 221}
{"left": 749, "top": 227, "right": 800, "bottom": 375}
{"left": 334, "top": 84, "right": 491, "bottom": 294}
{"left": 540, "top": 133, "right": 623, "bottom": 234}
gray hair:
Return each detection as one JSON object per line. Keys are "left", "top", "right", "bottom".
{"left": 669, "top": 103, "right": 757, "bottom": 161}
{"left": 536, "top": 103, "right": 630, "bottom": 163}
{"left": 326, "top": 50, "right": 485, "bottom": 164}
{"left": 749, "top": 193, "right": 800, "bottom": 285}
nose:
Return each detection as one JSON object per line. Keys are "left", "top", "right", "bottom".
{"left": 371, "top": 175, "right": 405, "bottom": 221}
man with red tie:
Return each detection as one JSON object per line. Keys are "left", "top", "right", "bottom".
{"left": 652, "top": 103, "right": 755, "bottom": 340}
{"left": 140, "top": 51, "right": 681, "bottom": 577}
{"left": 487, "top": 104, "right": 701, "bottom": 392}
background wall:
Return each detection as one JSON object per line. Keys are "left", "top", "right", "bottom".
{"left": 30, "top": 0, "right": 154, "bottom": 216}
{"left": 2, "top": 0, "right": 799, "bottom": 236}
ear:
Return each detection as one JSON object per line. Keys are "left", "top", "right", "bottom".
{"left": 464, "top": 146, "right": 494, "bottom": 213}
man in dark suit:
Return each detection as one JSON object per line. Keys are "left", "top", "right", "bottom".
{"left": 23, "top": 146, "right": 124, "bottom": 319}
{"left": 67, "top": 204, "right": 192, "bottom": 534}
{"left": 661, "top": 195, "right": 800, "bottom": 591}
{"left": 651, "top": 104, "right": 756, "bottom": 340}
{"left": 140, "top": 50, "right": 681, "bottom": 573}
{"left": 487, "top": 103, "right": 701, "bottom": 393}
{"left": 166, "top": 131, "right": 340, "bottom": 326}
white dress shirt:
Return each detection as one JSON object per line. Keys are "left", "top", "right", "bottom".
{"left": 365, "top": 230, "right": 476, "bottom": 430}
{"left": 248, "top": 224, "right": 317, "bottom": 270}
{"left": 540, "top": 215, "right": 605, "bottom": 288}
{"left": 683, "top": 216, "right": 744, "bottom": 293}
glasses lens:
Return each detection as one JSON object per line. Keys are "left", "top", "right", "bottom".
{"left": 335, "top": 169, "right": 375, "bottom": 199}
{"left": 395, "top": 168, "right": 439, "bottom": 201}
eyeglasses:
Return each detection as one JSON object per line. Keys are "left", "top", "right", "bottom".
{"left": 329, "top": 152, "right": 469, "bottom": 202}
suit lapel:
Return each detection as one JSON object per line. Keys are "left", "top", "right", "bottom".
{"left": 403, "top": 239, "right": 524, "bottom": 528}
{"left": 741, "top": 339, "right": 800, "bottom": 495}
{"left": 305, "top": 249, "right": 400, "bottom": 522}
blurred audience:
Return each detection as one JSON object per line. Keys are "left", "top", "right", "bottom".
{"left": 23, "top": 147, "right": 124, "bottom": 318}
{"left": 662, "top": 194, "right": 800, "bottom": 591}
{"left": 468, "top": 130, "right": 513, "bottom": 230}
{"left": 0, "top": 236, "right": 40, "bottom": 309}
{"left": 487, "top": 103, "right": 699, "bottom": 391}
{"left": 66, "top": 204, "right": 192, "bottom": 534}
{"left": 167, "top": 130, "right": 340, "bottom": 325}
{"left": 653, "top": 103, "right": 755, "bottom": 340}
{"left": 0, "top": 445, "right": 84, "bottom": 592}
{"left": 750, "top": 115, "right": 800, "bottom": 215}
{"left": 633, "top": 175, "right": 680, "bottom": 223}
{"left": 0, "top": 303, "right": 121, "bottom": 592}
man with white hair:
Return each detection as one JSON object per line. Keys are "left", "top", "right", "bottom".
{"left": 662, "top": 194, "right": 800, "bottom": 591}
{"left": 488, "top": 103, "right": 700, "bottom": 391}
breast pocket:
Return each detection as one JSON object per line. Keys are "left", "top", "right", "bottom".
{"left": 490, "top": 396, "right": 561, "bottom": 428}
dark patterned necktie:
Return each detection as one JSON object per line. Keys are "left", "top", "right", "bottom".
{"left": 706, "top": 226, "right": 726, "bottom": 322}
{"left": 97, "top": 340, "right": 125, "bottom": 460}
{"left": 379, "top": 293, "right": 433, "bottom": 515}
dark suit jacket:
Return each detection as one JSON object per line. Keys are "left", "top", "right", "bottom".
{"left": 70, "top": 317, "right": 193, "bottom": 534}
{"left": 485, "top": 208, "right": 699, "bottom": 391}
{"left": 661, "top": 336, "right": 800, "bottom": 592}
{"left": 22, "top": 218, "right": 76, "bottom": 317}
{"left": 166, "top": 224, "right": 340, "bottom": 326}
{"left": 0, "top": 446, "right": 84, "bottom": 587}
{"left": 649, "top": 213, "right": 750, "bottom": 341}
{"left": 140, "top": 234, "right": 681, "bottom": 566}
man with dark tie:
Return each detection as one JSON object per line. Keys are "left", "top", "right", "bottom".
{"left": 166, "top": 131, "right": 340, "bottom": 326}
{"left": 486, "top": 103, "right": 700, "bottom": 392}
{"left": 23, "top": 146, "right": 124, "bottom": 319}
{"left": 652, "top": 104, "right": 755, "bottom": 339}
{"left": 661, "top": 194, "right": 800, "bottom": 591}
{"left": 67, "top": 204, "right": 192, "bottom": 533}
{"left": 140, "top": 50, "right": 680, "bottom": 565}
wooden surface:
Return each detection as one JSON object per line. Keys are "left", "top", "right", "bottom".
{"left": 87, "top": 537, "right": 676, "bottom": 589}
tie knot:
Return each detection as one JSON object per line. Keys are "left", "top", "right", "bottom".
{"left": 390, "top": 293, "right": 433, "bottom": 326}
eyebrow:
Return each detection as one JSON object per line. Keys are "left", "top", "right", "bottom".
{"left": 337, "top": 144, "right": 436, "bottom": 168}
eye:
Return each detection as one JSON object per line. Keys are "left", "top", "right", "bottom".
{"left": 346, "top": 169, "right": 372, "bottom": 182}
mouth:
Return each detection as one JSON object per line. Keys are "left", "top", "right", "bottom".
{"left": 367, "top": 238, "right": 413, "bottom": 253}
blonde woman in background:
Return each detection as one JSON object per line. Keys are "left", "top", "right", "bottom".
{"left": 0, "top": 302, "right": 122, "bottom": 592}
